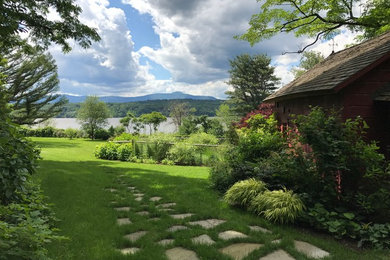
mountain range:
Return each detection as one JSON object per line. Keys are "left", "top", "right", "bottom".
{"left": 63, "top": 91, "right": 218, "bottom": 103}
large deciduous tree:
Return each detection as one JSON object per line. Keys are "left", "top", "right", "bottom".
{"left": 1, "top": 44, "right": 67, "bottom": 125}
{"left": 226, "top": 54, "right": 279, "bottom": 115}
{"left": 169, "top": 102, "right": 196, "bottom": 130}
{"left": 291, "top": 51, "right": 325, "bottom": 78}
{"left": 77, "top": 96, "right": 110, "bottom": 139}
{"left": 238, "top": 0, "right": 390, "bottom": 52}
{"left": 0, "top": 0, "right": 100, "bottom": 52}
{"left": 140, "top": 111, "right": 167, "bottom": 134}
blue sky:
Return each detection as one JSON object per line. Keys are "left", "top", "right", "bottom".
{"left": 49, "top": 0, "right": 357, "bottom": 99}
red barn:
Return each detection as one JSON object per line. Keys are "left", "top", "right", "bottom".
{"left": 264, "top": 32, "right": 390, "bottom": 157}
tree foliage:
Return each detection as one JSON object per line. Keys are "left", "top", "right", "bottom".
{"left": 140, "top": 111, "right": 167, "bottom": 134}
{"left": 77, "top": 96, "right": 110, "bottom": 139}
{"left": 1, "top": 44, "right": 67, "bottom": 125}
{"left": 169, "top": 102, "right": 196, "bottom": 130}
{"left": 226, "top": 54, "right": 279, "bottom": 115}
{"left": 291, "top": 51, "right": 325, "bottom": 78}
{"left": 0, "top": 0, "right": 100, "bottom": 52}
{"left": 238, "top": 0, "right": 390, "bottom": 52}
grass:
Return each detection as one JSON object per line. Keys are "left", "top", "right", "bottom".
{"left": 32, "top": 137, "right": 389, "bottom": 260}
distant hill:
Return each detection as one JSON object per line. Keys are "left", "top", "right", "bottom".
{"left": 63, "top": 91, "right": 218, "bottom": 103}
{"left": 57, "top": 99, "right": 224, "bottom": 118}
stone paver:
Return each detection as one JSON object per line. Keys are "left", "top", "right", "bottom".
{"left": 119, "top": 247, "right": 139, "bottom": 255}
{"left": 220, "top": 243, "right": 263, "bottom": 260}
{"left": 134, "top": 193, "right": 144, "bottom": 197}
{"left": 127, "top": 186, "right": 136, "bottom": 190}
{"left": 218, "top": 230, "right": 248, "bottom": 240}
{"left": 150, "top": 196, "right": 162, "bottom": 202}
{"left": 159, "top": 208, "right": 174, "bottom": 212}
{"left": 105, "top": 188, "right": 117, "bottom": 192}
{"left": 157, "top": 202, "right": 176, "bottom": 208}
{"left": 188, "top": 219, "right": 226, "bottom": 229}
{"left": 135, "top": 197, "right": 143, "bottom": 201}
{"left": 117, "top": 218, "right": 132, "bottom": 225}
{"left": 136, "top": 211, "right": 150, "bottom": 216}
{"left": 249, "top": 226, "right": 272, "bottom": 233}
{"left": 165, "top": 247, "right": 199, "bottom": 260}
{"left": 124, "top": 231, "right": 148, "bottom": 242}
{"left": 260, "top": 249, "right": 295, "bottom": 260}
{"left": 167, "top": 225, "right": 188, "bottom": 232}
{"left": 294, "top": 240, "right": 330, "bottom": 259}
{"left": 114, "top": 206, "right": 130, "bottom": 212}
{"left": 169, "top": 213, "right": 194, "bottom": 219}
{"left": 271, "top": 239, "right": 281, "bottom": 244}
{"left": 158, "top": 239, "right": 174, "bottom": 246}
{"left": 149, "top": 217, "right": 161, "bottom": 221}
{"left": 191, "top": 234, "right": 215, "bottom": 245}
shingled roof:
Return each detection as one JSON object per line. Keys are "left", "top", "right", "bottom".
{"left": 265, "top": 32, "right": 390, "bottom": 101}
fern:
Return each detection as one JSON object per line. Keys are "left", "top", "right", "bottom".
{"left": 224, "top": 178, "right": 267, "bottom": 208}
{"left": 250, "top": 188, "right": 305, "bottom": 224}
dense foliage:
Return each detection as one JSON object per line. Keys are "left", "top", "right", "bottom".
{"left": 224, "top": 178, "right": 267, "bottom": 207}
{"left": 57, "top": 99, "right": 223, "bottom": 118}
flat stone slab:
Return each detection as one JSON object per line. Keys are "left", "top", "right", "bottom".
{"left": 114, "top": 206, "right": 130, "bottom": 212}
{"left": 134, "top": 193, "right": 144, "bottom": 197}
{"left": 127, "top": 186, "right": 136, "bottom": 190}
{"left": 249, "top": 225, "right": 272, "bottom": 233}
{"left": 294, "top": 240, "right": 330, "bottom": 259}
{"left": 167, "top": 225, "right": 188, "bottom": 232}
{"left": 105, "top": 188, "right": 117, "bottom": 192}
{"left": 119, "top": 247, "right": 139, "bottom": 255}
{"left": 157, "top": 202, "right": 176, "bottom": 208}
{"left": 159, "top": 208, "right": 174, "bottom": 212}
{"left": 135, "top": 197, "right": 143, "bottom": 201}
{"left": 170, "top": 213, "right": 194, "bottom": 219}
{"left": 124, "top": 231, "right": 148, "bottom": 242}
{"left": 188, "top": 219, "right": 226, "bottom": 229}
{"left": 191, "top": 234, "right": 215, "bottom": 245}
{"left": 149, "top": 217, "right": 161, "bottom": 221}
{"left": 271, "top": 239, "right": 281, "bottom": 244}
{"left": 220, "top": 243, "right": 262, "bottom": 260}
{"left": 165, "top": 247, "right": 199, "bottom": 260}
{"left": 260, "top": 249, "right": 295, "bottom": 260}
{"left": 136, "top": 211, "right": 150, "bottom": 216}
{"left": 150, "top": 196, "right": 162, "bottom": 201}
{"left": 218, "top": 230, "right": 248, "bottom": 240}
{"left": 158, "top": 239, "right": 174, "bottom": 246}
{"left": 117, "top": 218, "right": 132, "bottom": 225}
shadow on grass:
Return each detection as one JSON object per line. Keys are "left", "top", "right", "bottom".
{"left": 32, "top": 139, "right": 81, "bottom": 149}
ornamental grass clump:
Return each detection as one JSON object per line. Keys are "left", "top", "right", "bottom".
{"left": 224, "top": 178, "right": 267, "bottom": 208}
{"left": 250, "top": 189, "right": 305, "bottom": 224}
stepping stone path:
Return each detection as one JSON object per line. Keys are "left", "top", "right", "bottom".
{"left": 119, "top": 248, "right": 139, "bottom": 255}
{"left": 260, "top": 249, "right": 295, "bottom": 260}
{"left": 150, "top": 196, "right": 162, "bottom": 201}
{"left": 218, "top": 230, "right": 248, "bottom": 240}
{"left": 124, "top": 231, "right": 148, "bottom": 242}
{"left": 249, "top": 225, "right": 272, "bottom": 233}
{"left": 220, "top": 243, "right": 263, "bottom": 260}
{"left": 188, "top": 219, "right": 225, "bottom": 229}
{"left": 136, "top": 211, "right": 150, "bottom": 216}
{"left": 167, "top": 225, "right": 188, "bottom": 232}
{"left": 191, "top": 234, "right": 215, "bottom": 245}
{"left": 111, "top": 177, "right": 331, "bottom": 259}
{"left": 169, "top": 213, "right": 194, "bottom": 219}
{"left": 165, "top": 247, "right": 199, "bottom": 260}
{"left": 117, "top": 218, "right": 131, "bottom": 226}
{"left": 158, "top": 239, "right": 174, "bottom": 246}
{"left": 114, "top": 206, "right": 130, "bottom": 212}
{"left": 294, "top": 240, "right": 330, "bottom": 259}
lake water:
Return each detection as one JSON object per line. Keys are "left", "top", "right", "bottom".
{"left": 35, "top": 118, "right": 177, "bottom": 134}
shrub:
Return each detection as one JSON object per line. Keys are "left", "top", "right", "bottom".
{"left": 64, "top": 128, "right": 78, "bottom": 139}
{"left": 224, "top": 178, "right": 267, "bottom": 207}
{"left": 113, "top": 132, "right": 137, "bottom": 141}
{"left": 94, "top": 128, "right": 110, "bottom": 140}
{"left": 209, "top": 160, "right": 234, "bottom": 192}
{"left": 146, "top": 133, "right": 176, "bottom": 162}
{"left": 94, "top": 142, "right": 120, "bottom": 160}
{"left": 117, "top": 143, "right": 133, "bottom": 161}
{"left": 250, "top": 189, "right": 305, "bottom": 224}
{"left": 161, "top": 159, "right": 175, "bottom": 165}
{"left": 359, "top": 223, "right": 390, "bottom": 249}
{"left": 187, "top": 132, "right": 218, "bottom": 152}
{"left": 168, "top": 142, "right": 198, "bottom": 165}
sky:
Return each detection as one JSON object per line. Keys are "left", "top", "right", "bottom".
{"left": 50, "top": 0, "right": 359, "bottom": 99}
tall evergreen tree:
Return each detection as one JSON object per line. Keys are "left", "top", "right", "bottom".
{"left": 226, "top": 54, "right": 280, "bottom": 115}
{"left": 1, "top": 45, "right": 67, "bottom": 125}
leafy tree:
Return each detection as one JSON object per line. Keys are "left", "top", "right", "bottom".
{"left": 291, "top": 51, "right": 325, "bottom": 78}
{"left": 140, "top": 111, "right": 167, "bottom": 134}
{"left": 238, "top": 0, "right": 390, "bottom": 52}
{"left": 216, "top": 103, "right": 239, "bottom": 126}
{"left": 169, "top": 102, "right": 196, "bottom": 130}
{"left": 1, "top": 44, "right": 67, "bottom": 125}
{"left": 120, "top": 112, "right": 135, "bottom": 132}
{"left": 77, "top": 96, "right": 110, "bottom": 139}
{"left": 0, "top": 0, "right": 100, "bottom": 52}
{"left": 226, "top": 54, "right": 280, "bottom": 115}
{"left": 132, "top": 117, "right": 145, "bottom": 135}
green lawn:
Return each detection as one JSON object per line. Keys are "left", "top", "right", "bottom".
{"left": 32, "top": 137, "right": 389, "bottom": 260}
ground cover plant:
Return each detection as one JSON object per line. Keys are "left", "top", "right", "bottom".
{"left": 31, "top": 137, "right": 390, "bottom": 259}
